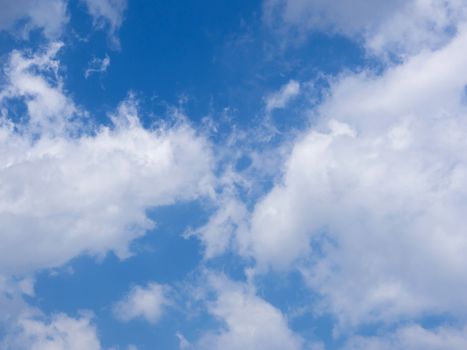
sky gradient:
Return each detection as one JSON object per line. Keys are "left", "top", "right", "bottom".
{"left": 1, "top": 1, "right": 467, "bottom": 349}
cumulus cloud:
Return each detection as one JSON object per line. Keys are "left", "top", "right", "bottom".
{"left": 264, "top": 0, "right": 467, "bottom": 56}
{"left": 113, "top": 282, "right": 171, "bottom": 324}
{"left": 196, "top": 275, "right": 304, "bottom": 350}
{"left": 0, "top": 0, "right": 68, "bottom": 39}
{"left": 0, "top": 44, "right": 214, "bottom": 275}
{"left": 265, "top": 80, "right": 300, "bottom": 113}
{"left": 1, "top": 313, "right": 102, "bottom": 350}
{"left": 80, "top": 0, "right": 127, "bottom": 47}
{"left": 239, "top": 22, "right": 467, "bottom": 329}
{"left": 0, "top": 103, "right": 213, "bottom": 274}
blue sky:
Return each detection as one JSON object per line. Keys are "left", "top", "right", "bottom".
{"left": 1, "top": 1, "right": 467, "bottom": 349}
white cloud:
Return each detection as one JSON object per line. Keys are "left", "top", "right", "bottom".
{"left": 0, "top": 0, "right": 68, "bottom": 39}
{"left": 81, "top": 0, "right": 127, "bottom": 47}
{"left": 0, "top": 277, "right": 33, "bottom": 328}
{"left": 240, "top": 23, "right": 467, "bottom": 328}
{"left": 0, "top": 42, "right": 77, "bottom": 135}
{"left": 196, "top": 275, "right": 304, "bottom": 350}
{"left": 265, "top": 80, "right": 301, "bottom": 112}
{"left": 344, "top": 325, "right": 467, "bottom": 350}
{"left": 85, "top": 55, "right": 110, "bottom": 79}
{"left": 1, "top": 313, "right": 102, "bottom": 350}
{"left": 189, "top": 196, "right": 247, "bottom": 259}
{"left": 0, "top": 109, "right": 213, "bottom": 274}
{"left": 264, "top": 0, "right": 467, "bottom": 56}
{"left": 113, "top": 282, "right": 170, "bottom": 324}
{"left": 0, "top": 0, "right": 126, "bottom": 44}
{"left": 0, "top": 45, "right": 214, "bottom": 276}
{"left": 176, "top": 332, "right": 191, "bottom": 350}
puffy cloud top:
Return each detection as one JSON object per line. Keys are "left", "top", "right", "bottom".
{"left": 0, "top": 45, "right": 214, "bottom": 275}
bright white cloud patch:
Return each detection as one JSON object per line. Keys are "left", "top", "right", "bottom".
{"left": 0, "top": 0, "right": 68, "bottom": 39}
{"left": 114, "top": 282, "right": 170, "bottom": 324}
{"left": 196, "top": 275, "right": 304, "bottom": 350}
{"left": 264, "top": 0, "right": 467, "bottom": 56}
{"left": 0, "top": 45, "right": 214, "bottom": 275}
{"left": 81, "top": 0, "right": 127, "bottom": 47}
{"left": 0, "top": 42, "right": 77, "bottom": 134}
{"left": 1, "top": 313, "right": 102, "bottom": 350}
{"left": 0, "top": 118, "right": 213, "bottom": 274}
{"left": 241, "top": 21, "right": 467, "bottom": 328}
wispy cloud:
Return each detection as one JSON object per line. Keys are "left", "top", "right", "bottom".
{"left": 0, "top": 0, "right": 69, "bottom": 39}
{"left": 265, "top": 79, "right": 300, "bottom": 112}
{"left": 84, "top": 54, "right": 110, "bottom": 79}
{"left": 80, "top": 0, "right": 127, "bottom": 48}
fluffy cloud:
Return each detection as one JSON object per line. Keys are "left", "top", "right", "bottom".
{"left": 1, "top": 313, "right": 102, "bottom": 350}
{"left": 240, "top": 22, "right": 467, "bottom": 328}
{"left": 190, "top": 196, "right": 247, "bottom": 259}
{"left": 196, "top": 275, "right": 304, "bottom": 350}
{"left": 0, "top": 42, "right": 77, "bottom": 134}
{"left": 264, "top": 0, "right": 467, "bottom": 56}
{"left": 0, "top": 44, "right": 214, "bottom": 275}
{"left": 80, "top": 0, "right": 127, "bottom": 47}
{"left": 113, "top": 282, "right": 170, "bottom": 324}
{"left": 0, "top": 0, "right": 68, "bottom": 39}
{"left": 0, "top": 102, "right": 213, "bottom": 275}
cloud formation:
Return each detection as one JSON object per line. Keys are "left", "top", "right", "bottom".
{"left": 242, "top": 11, "right": 467, "bottom": 329}
{"left": 196, "top": 275, "right": 304, "bottom": 350}
{"left": 344, "top": 325, "right": 467, "bottom": 350}
{"left": 264, "top": 0, "right": 467, "bottom": 56}
{"left": 80, "top": 0, "right": 127, "bottom": 47}
{"left": 84, "top": 55, "right": 110, "bottom": 79}
{"left": 114, "top": 282, "right": 171, "bottom": 324}
{"left": 0, "top": 0, "right": 68, "bottom": 39}
{"left": 0, "top": 42, "right": 76, "bottom": 134}
{"left": 3, "top": 1, "right": 467, "bottom": 348}
{"left": 265, "top": 80, "right": 300, "bottom": 113}
{"left": 0, "top": 44, "right": 214, "bottom": 275}
{"left": 1, "top": 313, "right": 102, "bottom": 350}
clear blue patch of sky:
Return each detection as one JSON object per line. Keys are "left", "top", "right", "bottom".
{"left": 60, "top": 0, "right": 370, "bottom": 128}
